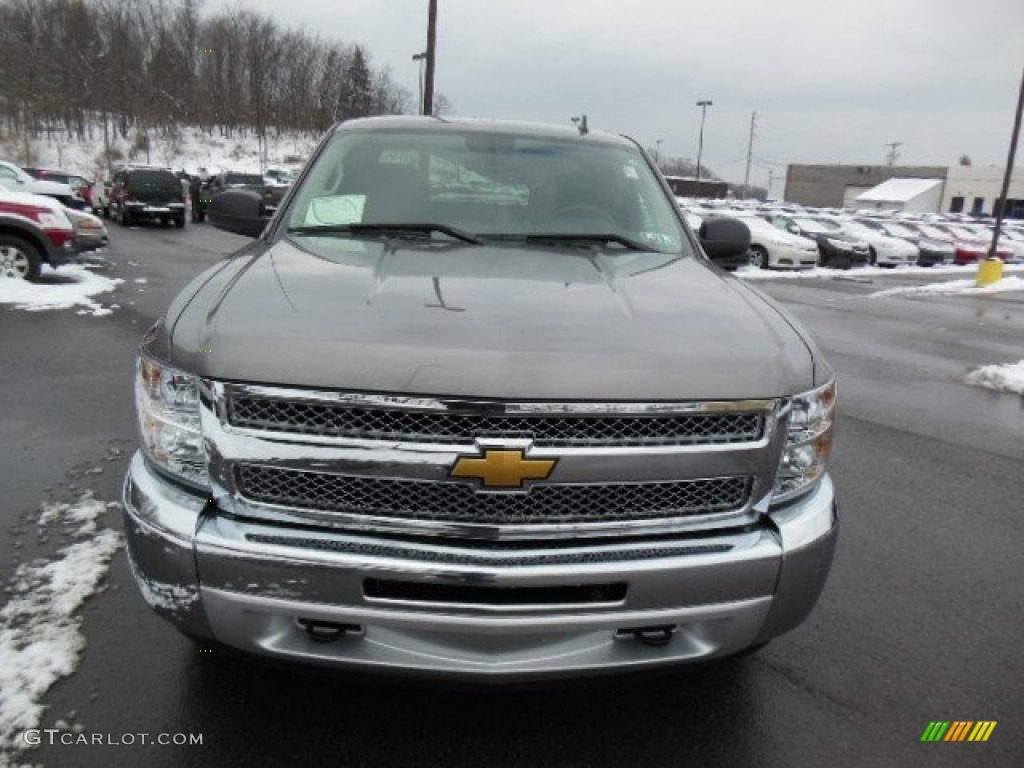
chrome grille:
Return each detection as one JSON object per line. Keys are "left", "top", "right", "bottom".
{"left": 228, "top": 396, "right": 764, "bottom": 447}
{"left": 234, "top": 464, "right": 752, "bottom": 525}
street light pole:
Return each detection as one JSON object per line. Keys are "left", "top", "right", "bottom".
{"left": 412, "top": 52, "right": 427, "bottom": 114}
{"left": 423, "top": 0, "right": 438, "bottom": 116}
{"left": 695, "top": 100, "right": 712, "bottom": 181}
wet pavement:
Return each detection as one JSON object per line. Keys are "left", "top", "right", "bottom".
{"left": 2, "top": 234, "right": 1021, "bottom": 768}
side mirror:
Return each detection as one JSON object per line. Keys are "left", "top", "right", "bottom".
{"left": 699, "top": 216, "right": 751, "bottom": 262}
{"left": 207, "top": 189, "right": 268, "bottom": 238}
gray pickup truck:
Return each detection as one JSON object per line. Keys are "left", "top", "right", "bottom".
{"left": 123, "top": 116, "right": 838, "bottom": 679}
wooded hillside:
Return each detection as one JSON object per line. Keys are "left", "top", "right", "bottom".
{"left": 0, "top": 0, "right": 412, "bottom": 149}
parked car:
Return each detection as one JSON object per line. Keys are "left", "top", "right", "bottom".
{"left": 734, "top": 213, "right": 819, "bottom": 269}
{"left": 764, "top": 213, "right": 870, "bottom": 268}
{"left": 852, "top": 218, "right": 952, "bottom": 266}
{"left": 834, "top": 218, "right": 919, "bottom": 266}
{"left": 264, "top": 168, "right": 297, "bottom": 186}
{"left": 902, "top": 221, "right": 1011, "bottom": 265}
{"left": 64, "top": 206, "right": 110, "bottom": 252}
{"left": 0, "top": 188, "right": 78, "bottom": 280}
{"left": 995, "top": 227, "right": 1024, "bottom": 263}
{"left": 109, "top": 166, "right": 186, "bottom": 228}
{"left": 123, "top": 115, "right": 839, "bottom": 679}
{"left": 22, "top": 168, "right": 92, "bottom": 209}
{"left": 191, "top": 171, "right": 285, "bottom": 223}
{"left": 0, "top": 160, "right": 81, "bottom": 209}
{"left": 952, "top": 222, "right": 1024, "bottom": 263}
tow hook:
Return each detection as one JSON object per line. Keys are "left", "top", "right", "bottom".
{"left": 616, "top": 625, "right": 678, "bottom": 647}
{"left": 296, "top": 618, "right": 362, "bottom": 643}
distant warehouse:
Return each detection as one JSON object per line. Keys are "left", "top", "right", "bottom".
{"left": 784, "top": 163, "right": 1024, "bottom": 218}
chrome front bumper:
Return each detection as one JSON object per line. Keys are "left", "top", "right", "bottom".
{"left": 123, "top": 452, "right": 838, "bottom": 679}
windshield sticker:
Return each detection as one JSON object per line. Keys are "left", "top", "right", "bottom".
{"left": 642, "top": 232, "right": 681, "bottom": 249}
{"left": 305, "top": 195, "right": 366, "bottom": 226}
{"left": 623, "top": 165, "right": 639, "bottom": 179}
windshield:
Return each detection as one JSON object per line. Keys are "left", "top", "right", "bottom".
{"left": 916, "top": 224, "right": 948, "bottom": 239}
{"left": 881, "top": 222, "right": 915, "bottom": 237}
{"left": 129, "top": 170, "right": 179, "bottom": 190}
{"left": 285, "top": 127, "right": 687, "bottom": 254}
{"left": 806, "top": 217, "right": 842, "bottom": 232}
{"left": 225, "top": 173, "right": 264, "bottom": 186}
{"left": 841, "top": 221, "right": 874, "bottom": 237}
{"left": 792, "top": 217, "right": 831, "bottom": 234}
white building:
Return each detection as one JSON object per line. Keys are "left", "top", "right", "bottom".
{"left": 941, "top": 165, "right": 1024, "bottom": 217}
{"left": 853, "top": 178, "right": 944, "bottom": 213}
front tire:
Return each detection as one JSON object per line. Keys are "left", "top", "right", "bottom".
{"left": 174, "top": 215, "right": 185, "bottom": 229}
{"left": 748, "top": 245, "right": 769, "bottom": 270}
{"left": 0, "top": 234, "right": 43, "bottom": 282}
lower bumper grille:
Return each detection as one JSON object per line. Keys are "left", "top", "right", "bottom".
{"left": 235, "top": 464, "right": 752, "bottom": 526}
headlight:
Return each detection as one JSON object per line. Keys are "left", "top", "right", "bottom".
{"left": 37, "top": 211, "right": 73, "bottom": 230}
{"left": 773, "top": 380, "right": 836, "bottom": 503}
{"left": 136, "top": 356, "right": 208, "bottom": 488}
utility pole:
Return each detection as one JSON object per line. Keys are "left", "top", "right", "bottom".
{"left": 988, "top": 66, "right": 1024, "bottom": 259}
{"left": 742, "top": 111, "right": 757, "bottom": 199}
{"left": 422, "top": 0, "right": 438, "bottom": 116}
{"left": 695, "top": 100, "right": 712, "bottom": 181}
{"left": 885, "top": 141, "right": 902, "bottom": 166}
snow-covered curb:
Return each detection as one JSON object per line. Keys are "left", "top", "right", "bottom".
{"left": 0, "top": 265, "right": 122, "bottom": 316}
{"left": 0, "top": 493, "right": 122, "bottom": 761}
{"left": 965, "top": 360, "right": 1024, "bottom": 395}
{"left": 868, "top": 275, "right": 1024, "bottom": 298}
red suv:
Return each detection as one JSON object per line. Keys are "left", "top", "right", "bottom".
{"left": 0, "top": 189, "right": 77, "bottom": 280}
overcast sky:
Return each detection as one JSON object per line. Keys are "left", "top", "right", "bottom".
{"left": 207, "top": 0, "right": 1023, "bottom": 193}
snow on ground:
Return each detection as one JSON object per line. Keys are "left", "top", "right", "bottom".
{"left": 736, "top": 263, "right": 1024, "bottom": 281}
{"left": 1, "top": 124, "right": 317, "bottom": 182}
{"left": 0, "top": 265, "right": 122, "bottom": 316}
{"left": 0, "top": 493, "right": 122, "bottom": 763}
{"left": 965, "top": 360, "right": 1024, "bottom": 395}
{"left": 868, "top": 275, "right": 1024, "bottom": 298}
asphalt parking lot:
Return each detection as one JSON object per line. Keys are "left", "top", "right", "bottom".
{"left": 1, "top": 223, "right": 1022, "bottom": 768}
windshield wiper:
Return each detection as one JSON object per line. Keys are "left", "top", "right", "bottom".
{"left": 523, "top": 232, "right": 657, "bottom": 252}
{"left": 287, "top": 222, "right": 483, "bottom": 245}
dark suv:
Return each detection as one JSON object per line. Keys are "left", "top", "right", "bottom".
{"left": 110, "top": 167, "right": 186, "bottom": 228}
{"left": 191, "top": 171, "right": 284, "bottom": 223}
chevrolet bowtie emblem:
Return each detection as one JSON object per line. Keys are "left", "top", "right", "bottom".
{"left": 450, "top": 449, "right": 557, "bottom": 489}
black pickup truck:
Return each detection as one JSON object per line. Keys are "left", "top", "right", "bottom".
{"left": 190, "top": 171, "right": 287, "bottom": 223}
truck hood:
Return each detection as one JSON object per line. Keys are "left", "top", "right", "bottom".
{"left": 166, "top": 236, "right": 817, "bottom": 400}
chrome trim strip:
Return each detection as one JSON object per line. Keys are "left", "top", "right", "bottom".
{"left": 224, "top": 383, "right": 778, "bottom": 416}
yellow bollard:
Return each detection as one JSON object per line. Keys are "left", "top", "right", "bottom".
{"left": 976, "top": 257, "right": 1004, "bottom": 287}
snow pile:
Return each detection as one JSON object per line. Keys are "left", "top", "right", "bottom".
{"left": 0, "top": 493, "right": 122, "bottom": 760}
{"left": 0, "top": 265, "right": 122, "bottom": 316}
{"left": 868, "top": 275, "right": 1024, "bottom": 298}
{"left": 965, "top": 360, "right": 1024, "bottom": 395}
